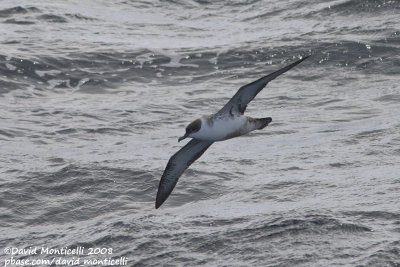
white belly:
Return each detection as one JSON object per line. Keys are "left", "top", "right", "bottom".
{"left": 190, "top": 115, "right": 252, "bottom": 141}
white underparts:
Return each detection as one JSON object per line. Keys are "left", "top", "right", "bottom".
{"left": 189, "top": 115, "right": 258, "bottom": 141}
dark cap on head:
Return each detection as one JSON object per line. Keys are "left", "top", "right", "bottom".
{"left": 186, "top": 119, "right": 201, "bottom": 134}
{"left": 178, "top": 119, "right": 201, "bottom": 142}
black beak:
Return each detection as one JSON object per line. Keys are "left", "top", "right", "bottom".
{"left": 178, "top": 133, "right": 188, "bottom": 142}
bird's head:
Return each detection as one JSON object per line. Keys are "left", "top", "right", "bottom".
{"left": 178, "top": 119, "right": 202, "bottom": 142}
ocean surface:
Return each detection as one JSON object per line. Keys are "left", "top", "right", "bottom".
{"left": 1, "top": 0, "right": 400, "bottom": 266}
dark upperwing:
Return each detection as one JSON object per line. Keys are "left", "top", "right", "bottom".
{"left": 216, "top": 56, "right": 309, "bottom": 116}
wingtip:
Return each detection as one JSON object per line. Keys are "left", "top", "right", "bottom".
{"left": 300, "top": 54, "right": 311, "bottom": 60}
{"left": 295, "top": 54, "right": 311, "bottom": 64}
{"left": 155, "top": 190, "right": 169, "bottom": 209}
{"left": 155, "top": 194, "right": 164, "bottom": 209}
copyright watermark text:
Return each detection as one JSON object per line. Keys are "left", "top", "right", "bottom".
{"left": 3, "top": 246, "right": 128, "bottom": 266}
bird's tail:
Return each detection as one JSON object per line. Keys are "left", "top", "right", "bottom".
{"left": 255, "top": 117, "right": 272, "bottom": 129}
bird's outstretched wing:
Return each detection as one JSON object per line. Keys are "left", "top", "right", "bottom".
{"left": 156, "top": 139, "right": 213, "bottom": 209}
{"left": 216, "top": 56, "right": 309, "bottom": 116}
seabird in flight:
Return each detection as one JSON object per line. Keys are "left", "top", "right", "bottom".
{"left": 156, "top": 56, "right": 309, "bottom": 209}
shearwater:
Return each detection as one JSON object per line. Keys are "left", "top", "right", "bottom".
{"left": 156, "top": 56, "right": 309, "bottom": 209}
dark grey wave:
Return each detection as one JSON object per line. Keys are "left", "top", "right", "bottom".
{"left": 1, "top": 34, "right": 399, "bottom": 95}
{"left": 0, "top": 6, "right": 40, "bottom": 18}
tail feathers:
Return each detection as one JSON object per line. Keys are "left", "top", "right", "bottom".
{"left": 256, "top": 117, "right": 272, "bottom": 129}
